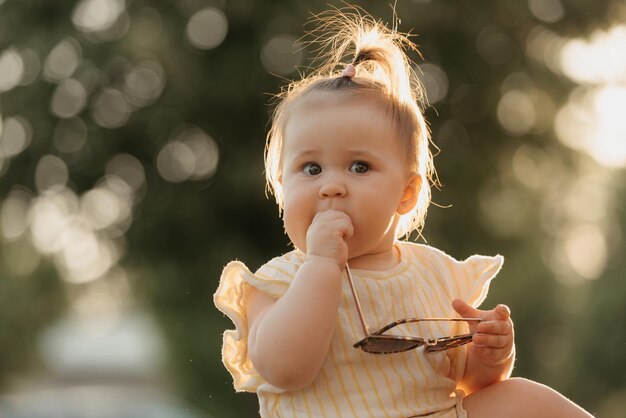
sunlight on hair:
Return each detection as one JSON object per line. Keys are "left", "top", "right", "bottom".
{"left": 264, "top": 8, "right": 434, "bottom": 238}
{"left": 186, "top": 7, "right": 228, "bottom": 50}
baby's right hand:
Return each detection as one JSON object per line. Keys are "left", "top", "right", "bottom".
{"left": 305, "top": 210, "right": 354, "bottom": 269}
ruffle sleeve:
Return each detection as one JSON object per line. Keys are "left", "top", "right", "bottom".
{"left": 452, "top": 253, "right": 504, "bottom": 308}
{"left": 213, "top": 256, "right": 299, "bottom": 392}
{"left": 417, "top": 244, "right": 504, "bottom": 309}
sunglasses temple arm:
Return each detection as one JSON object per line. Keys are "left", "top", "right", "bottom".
{"left": 345, "top": 263, "right": 371, "bottom": 338}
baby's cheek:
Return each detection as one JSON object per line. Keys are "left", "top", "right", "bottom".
{"left": 282, "top": 211, "right": 308, "bottom": 252}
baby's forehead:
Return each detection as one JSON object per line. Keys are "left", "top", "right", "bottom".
{"left": 284, "top": 90, "right": 399, "bottom": 133}
{"left": 285, "top": 94, "right": 395, "bottom": 133}
{"left": 282, "top": 102, "right": 406, "bottom": 161}
{"left": 289, "top": 92, "right": 409, "bottom": 141}
{"left": 289, "top": 88, "right": 386, "bottom": 112}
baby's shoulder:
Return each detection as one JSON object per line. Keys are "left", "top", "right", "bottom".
{"left": 256, "top": 248, "right": 306, "bottom": 279}
{"left": 398, "top": 241, "right": 502, "bottom": 266}
{"left": 217, "top": 250, "right": 304, "bottom": 302}
{"left": 398, "top": 241, "right": 455, "bottom": 264}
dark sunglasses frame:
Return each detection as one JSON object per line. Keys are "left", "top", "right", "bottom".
{"left": 345, "top": 264, "right": 481, "bottom": 354}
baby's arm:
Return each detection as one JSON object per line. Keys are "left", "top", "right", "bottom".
{"left": 452, "top": 299, "right": 516, "bottom": 394}
{"left": 247, "top": 210, "right": 353, "bottom": 391}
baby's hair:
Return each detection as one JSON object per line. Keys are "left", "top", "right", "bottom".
{"left": 264, "top": 7, "right": 437, "bottom": 239}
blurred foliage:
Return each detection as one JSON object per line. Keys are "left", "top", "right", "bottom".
{"left": 0, "top": 0, "right": 625, "bottom": 417}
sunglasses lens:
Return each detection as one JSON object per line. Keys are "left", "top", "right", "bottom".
{"left": 357, "top": 336, "right": 422, "bottom": 354}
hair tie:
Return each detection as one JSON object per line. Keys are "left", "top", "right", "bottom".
{"left": 342, "top": 63, "right": 356, "bottom": 78}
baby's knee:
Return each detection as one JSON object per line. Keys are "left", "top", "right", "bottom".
{"left": 464, "top": 378, "right": 590, "bottom": 418}
{"left": 502, "top": 377, "right": 538, "bottom": 389}
{"left": 497, "top": 377, "right": 556, "bottom": 398}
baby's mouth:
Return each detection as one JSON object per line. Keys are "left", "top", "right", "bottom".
{"left": 320, "top": 200, "right": 348, "bottom": 213}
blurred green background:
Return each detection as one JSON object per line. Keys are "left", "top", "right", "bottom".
{"left": 0, "top": 0, "right": 624, "bottom": 417}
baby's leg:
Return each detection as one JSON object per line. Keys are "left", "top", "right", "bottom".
{"left": 462, "top": 378, "right": 593, "bottom": 418}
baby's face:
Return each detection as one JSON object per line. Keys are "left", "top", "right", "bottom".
{"left": 280, "top": 92, "right": 414, "bottom": 259}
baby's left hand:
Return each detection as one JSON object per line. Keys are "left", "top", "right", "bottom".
{"left": 452, "top": 299, "right": 514, "bottom": 367}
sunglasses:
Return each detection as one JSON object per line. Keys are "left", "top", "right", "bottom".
{"left": 345, "top": 264, "right": 481, "bottom": 354}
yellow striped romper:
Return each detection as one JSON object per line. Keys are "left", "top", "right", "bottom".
{"left": 214, "top": 241, "right": 503, "bottom": 417}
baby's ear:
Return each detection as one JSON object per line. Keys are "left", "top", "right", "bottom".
{"left": 397, "top": 176, "right": 420, "bottom": 215}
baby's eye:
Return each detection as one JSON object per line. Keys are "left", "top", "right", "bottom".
{"left": 302, "top": 162, "right": 322, "bottom": 176}
{"left": 350, "top": 161, "right": 370, "bottom": 174}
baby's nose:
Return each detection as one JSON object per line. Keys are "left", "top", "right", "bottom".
{"left": 319, "top": 181, "right": 346, "bottom": 198}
